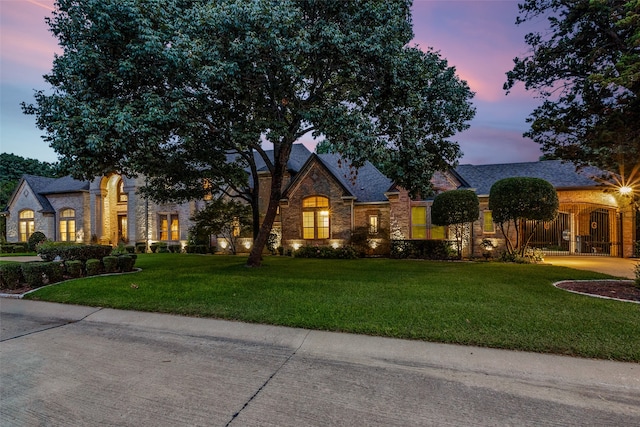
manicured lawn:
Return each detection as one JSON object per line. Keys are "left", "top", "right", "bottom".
{"left": 25, "top": 254, "right": 640, "bottom": 361}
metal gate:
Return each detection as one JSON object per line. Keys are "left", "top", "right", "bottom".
{"left": 525, "top": 204, "right": 621, "bottom": 256}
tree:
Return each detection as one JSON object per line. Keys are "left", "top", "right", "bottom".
{"left": 189, "top": 199, "right": 252, "bottom": 255}
{"left": 24, "top": 0, "right": 475, "bottom": 267}
{"left": 431, "top": 190, "right": 479, "bottom": 259}
{"left": 489, "top": 177, "right": 559, "bottom": 256}
{"left": 505, "top": 0, "right": 640, "bottom": 174}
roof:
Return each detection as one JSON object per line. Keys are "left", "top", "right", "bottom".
{"left": 253, "top": 144, "right": 313, "bottom": 173}
{"left": 8, "top": 175, "right": 90, "bottom": 213}
{"left": 316, "top": 154, "right": 393, "bottom": 202}
{"left": 454, "top": 160, "right": 604, "bottom": 195}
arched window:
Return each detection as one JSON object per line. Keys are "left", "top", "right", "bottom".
{"left": 302, "top": 196, "right": 330, "bottom": 239}
{"left": 117, "top": 179, "right": 128, "bottom": 203}
{"left": 59, "top": 208, "right": 76, "bottom": 242}
{"left": 19, "top": 210, "right": 35, "bottom": 242}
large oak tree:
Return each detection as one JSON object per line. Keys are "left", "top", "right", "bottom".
{"left": 24, "top": 0, "right": 475, "bottom": 266}
{"left": 505, "top": 0, "right": 640, "bottom": 174}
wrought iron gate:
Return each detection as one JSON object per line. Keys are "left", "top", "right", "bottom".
{"left": 525, "top": 204, "right": 621, "bottom": 256}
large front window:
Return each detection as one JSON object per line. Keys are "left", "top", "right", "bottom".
{"left": 411, "top": 206, "right": 427, "bottom": 239}
{"left": 302, "top": 196, "right": 330, "bottom": 239}
{"left": 159, "top": 214, "right": 179, "bottom": 241}
{"left": 19, "top": 210, "right": 35, "bottom": 242}
{"left": 59, "top": 208, "right": 76, "bottom": 242}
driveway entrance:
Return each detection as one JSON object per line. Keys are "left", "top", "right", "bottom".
{"left": 545, "top": 255, "right": 637, "bottom": 279}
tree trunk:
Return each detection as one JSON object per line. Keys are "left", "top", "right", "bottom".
{"left": 246, "top": 143, "right": 292, "bottom": 267}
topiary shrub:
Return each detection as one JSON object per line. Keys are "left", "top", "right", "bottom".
{"left": 45, "top": 262, "right": 65, "bottom": 283}
{"left": 0, "top": 263, "right": 24, "bottom": 290}
{"left": 66, "top": 260, "right": 84, "bottom": 278}
{"left": 168, "top": 244, "right": 182, "bottom": 253}
{"left": 38, "top": 242, "right": 112, "bottom": 262}
{"left": 135, "top": 242, "right": 147, "bottom": 253}
{"left": 103, "top": 256, "right": 119, "bottom": 273}
{"left": 86, "top": 259, "right": 102, "bottom": 276}
{"left": 21, "top": 262, "right": 49, "bottom": 288}
{"left": 28, "top": 232, "right": 47, "bottom": 251}
{"left": 117, "top": 255, "right": 135, "bottom": 272}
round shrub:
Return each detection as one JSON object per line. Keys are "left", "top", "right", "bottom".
{"left": 86, "top": 259, "right": 102, "bottom": 276}
{"left": 0, "top": 263, "right": 24, "bottom": 290}
{"left": 117, "top": 255, "right": 135, "bottom": 272}
{"left": 45, "top": 262, "right": 65, "bottom": 283}
{"left": 66, "top": 260, "right": 84, "bottom": 278}
{"left": 21, "top": 262, "right": 49, "bottom": 288}
{"left": 103, "top": 256, "right": 119, "bottom": 273}
{"left": 28, "top": 231, "right": 47, "bottom": 251}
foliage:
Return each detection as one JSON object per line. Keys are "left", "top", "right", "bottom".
{"left": 66, "top": 260, "right": 84, "bottom": 278}
{"left": 28, "top": 232, "right": 47, "bottom": 252}
{"left": 390, "top": 239, "right": 455, "bottom": 260}
{"left": 489, "top": 177, "right": 559, "bottom": 256}
{"left": 25, "top": 0, "right": 475, "bottom": 267}
{"left": 117, "top": 255, "right": 136, "bottom": 272}
{"left": 294, "top": 245, "right": 358, "bottom": 260}
{"left": 505, "top": 0, "right": 640, "bottom": 172}
{"left": 266, "top": 230, "right": 281, "bottom": 255}
{"left": 0, "top": 263, "right": 24, "bottom": 290}
{"left": 103, "top": 256, "right": 119, "bottom": 273}
{"left": 635, "top": 262, "right": 640, "bottom": 289}
{"left": 20, "top": 262, "right": 64, "bottom": 288}
{"left": 37, "top": 242, "right": 112, "bottom": 262}
{"left": 85, "top": 259, "right": 102, "bottom": 276}
{"left": 0, "top": 243, "right": 29, "bottom": 254}
{"left": 190, "top": 198, "right": 252, "bottom": 255}
{"left": 431, "top": 190, "right": 479, "bottom": 258}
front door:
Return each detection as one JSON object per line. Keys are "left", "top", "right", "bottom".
{"left": 118, "top": 214, "right": 128, "bottom": 243}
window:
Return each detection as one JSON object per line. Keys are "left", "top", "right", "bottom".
{"left": 430, "top": 225, "right": 446, "bottom": 240}
{"left": 19, "top": 210, "right": 35, "bottom": 242}
{"left": 411, "top": 206, "right": 427, "bottom": 239}
{"left": 302, "top": 196, "right": 330, "bottom": 239}
{"left": 369, "top": 215, "right": 379, "bottom": 235}
{"left": 483, "top": 211, "right": 495, "bottom": 233}
{"left": 59, "top": 208, "right": 76, "bottom": 242}
{"left": 159, "top": 214, "right": 180, "bottom": 241}
{"left": 117, "top": 179, "right": 128, "bottom": 203}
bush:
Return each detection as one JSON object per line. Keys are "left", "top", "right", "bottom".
{"left": 28, "top": 232, "right": 47, "bottom": 251}
{"left": 186, "top": 244, "right": 209, "bottom": 254}
{"left": 168, "top": 244, "right": 182, "bottom": 253}
{"left": 38, "top": 242, "right": 112, "bottom": 262}
{"left": 135, "top": 242, "right": 147, "bottom": 253}
{"left": 634, "top": 262, "right": 640, "bottom": 289}
{"left": 390, "top": 240, "right": 455, "bottom": 260}
{"left": 86, "top": 259, "right": 102, "bottom": 276}
{"left": 294, "top": 245, "right": 358, "bottom": 259}
{"left": 66, "top": 260, "right": 84, "bottom": 278}
{"left": 46, "top": 262, "right": 65, "bottom": 283}
{"left": 0, "top": 263, "right": 24, "bottom": 290}
{"left": 103, "top": 256, "right": 119, "bottom": 273}
{"left": 117, "top": 255, "right": 135, "bottom": 272}
{"left": 21, "top": 262, "right": 49, "bottom": 288}
{"left": 150, "top": 242, "right": 168, "bottom": 253}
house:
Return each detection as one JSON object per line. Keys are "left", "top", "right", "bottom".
{"left": 3, "top": 145, "right": 637, "bottom": 257}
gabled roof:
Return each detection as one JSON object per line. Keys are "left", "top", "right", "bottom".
{"left": 316, "top": 154, "right": 393, "bottom": 202}
{"left": 5, "top": 174, "right": 90, "bottom": 214}
{"left": 253, "top": 144, "right": 313, "bottom": 173}
{"left": 454, "top": 160, "right": 603, "bottom": 196}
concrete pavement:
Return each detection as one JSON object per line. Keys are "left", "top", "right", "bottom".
{"left": 545, "top": 255, "right": 638, "bottom": 279}
{"left": 1, "top": 299, "right": 639, "bottom": 426}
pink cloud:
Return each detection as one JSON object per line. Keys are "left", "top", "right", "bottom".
{"left": 457, "top": 126, "right": 542, "bottom": 165}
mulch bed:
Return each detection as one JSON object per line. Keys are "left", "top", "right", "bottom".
{"left": 555, "top": 280, "right": 640, "bottom": 302}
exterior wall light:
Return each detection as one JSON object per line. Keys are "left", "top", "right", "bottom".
{"left": 619, "top": 185, "right": 633, "bottom": 195}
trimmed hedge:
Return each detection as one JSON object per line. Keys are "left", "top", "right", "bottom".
{"left": 390, "top": 240, "right": 455, "bottom": 260}
{"left": 86, "top": 259, "right": 102, "bottom": 276}
{"left": 28, "top": 232, "right": 47, "bottom": 251}
{"left": 103, "top": 256, "right": 119, "bottom": 273}
{"left": 0, "top": 243, "right": 29, "bottom": 254}
{"left": 0, "top": 263, "right": 24, "bottom": 290}
{"left": 38, "top": 242, "right": 112, "bottom": 262}
{"left": 21, "top": 262, "right": 50, "bottom": 288}
{"left": 117, "top": 255, "right": 135, "bottom": 272}
{"left": 66, "top": 260, "right": 84, "bottom": 278}
{"left": 294, "top": 245, "right": 358, "bottom": 259}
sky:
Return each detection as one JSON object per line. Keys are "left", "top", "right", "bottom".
{"left": 1, "top": 0, "right": 545, "bottom": 165}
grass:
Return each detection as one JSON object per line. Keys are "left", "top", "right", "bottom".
{"left": 23, "top": 253, "right": 640, "bottom": 362}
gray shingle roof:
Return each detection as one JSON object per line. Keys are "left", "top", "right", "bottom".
{"left": 454, "top": 160, "right": 604, "bottom": 195}
{"left": 253, "top": 144, "right": 313, "bottom": 173}
{"left": 19, "top": 174, "right": 89, "bottom": 213}
{"left": 317, "top": 154, "right": 393, "bottom": 202}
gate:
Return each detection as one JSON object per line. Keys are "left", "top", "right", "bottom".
{"left": 525, "top": 204, "right": 621, "bottom": 256}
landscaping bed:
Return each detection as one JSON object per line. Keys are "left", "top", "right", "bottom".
{"left": 555, "top": 280, "right": 640, "bottom": 302}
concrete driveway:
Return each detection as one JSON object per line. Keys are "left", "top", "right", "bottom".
{"left": 1, "top": 299, "right": 639, "bottom": 426}
{"left": 545, "top": 255, "right": 638, "bottom": 279}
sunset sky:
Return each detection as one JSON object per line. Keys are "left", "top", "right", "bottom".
{"left": 1, "top": 0, "right": 545, "bottom": 165}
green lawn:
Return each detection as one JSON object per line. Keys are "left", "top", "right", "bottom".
{"left": 24, "top": 254, "right": 640, "bottom": 361}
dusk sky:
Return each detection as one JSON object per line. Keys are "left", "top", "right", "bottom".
{"left": 1, "top": 0, "right": 545, "bottom": 165}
